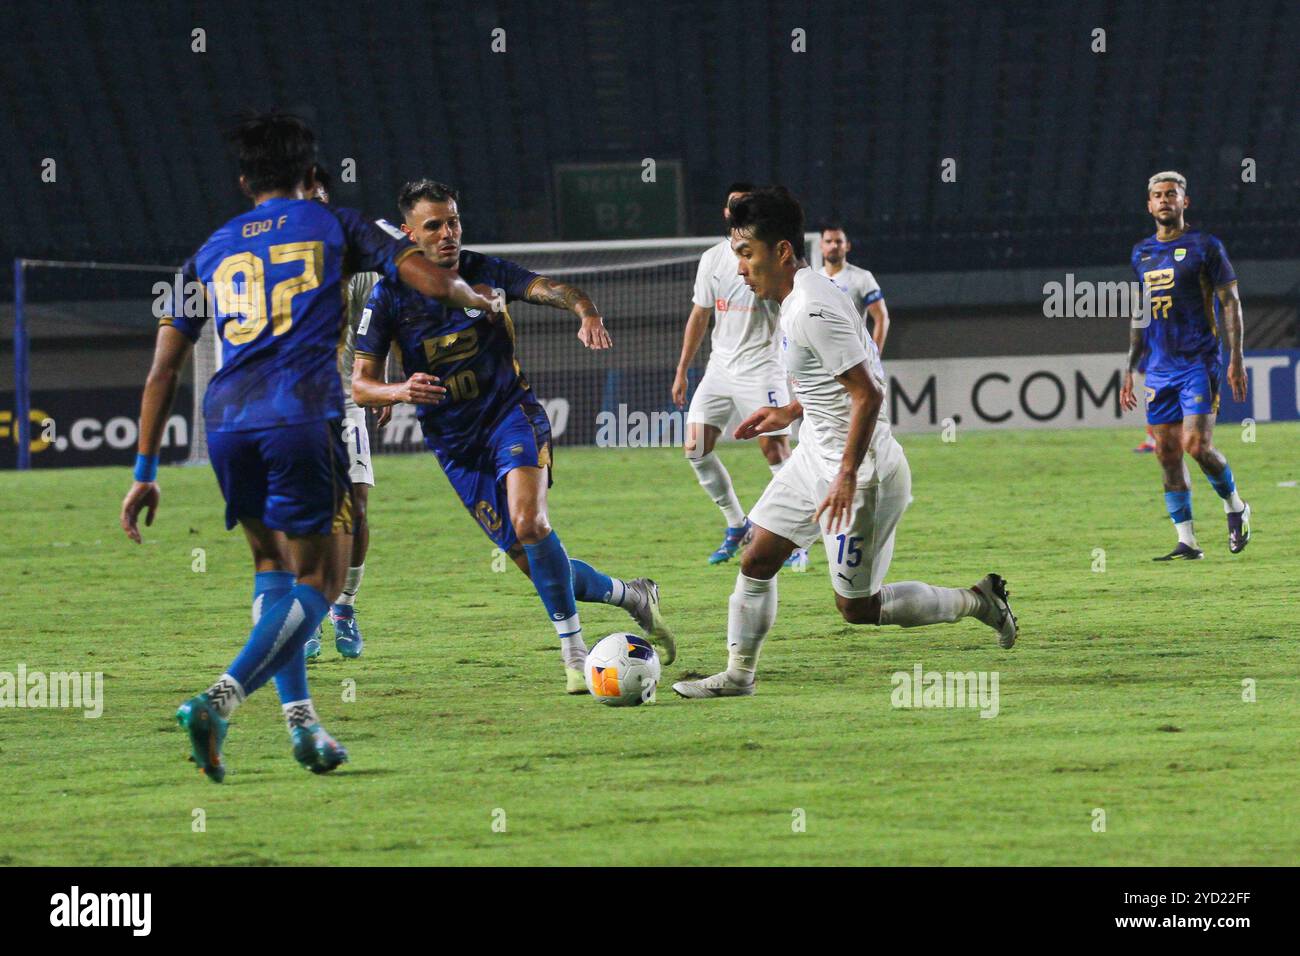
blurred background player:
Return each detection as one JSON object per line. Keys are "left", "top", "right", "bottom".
{"left": 1120, "top": 171, "right": 1251, "bottom": 560}
{"left": 309, "top": 163, "right": 391, "bottom": 660}
{"left": 673, "top": 182, "right": 804, "bottom": 568}
{"left": 119, "top": 113, "right": 498, "bottom": 781}
{"left": 353, "top": 179, "right": 675, "bottom": 693}
{"left": 818, "top": 223, "right": 891, "bottom": 354}
{"left": 673, "top": 187, "right": 1017, "bottom": 699}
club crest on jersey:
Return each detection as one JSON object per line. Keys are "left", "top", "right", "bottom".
{"left": 1174, "top": 248, "right": 1187, "bottom": 261}
{"left": 465, "top": 308, "right": 483, "bottom": 318}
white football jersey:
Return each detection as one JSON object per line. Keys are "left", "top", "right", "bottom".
{"left": 692, "top": 238, "right": 782, "bottom": 374}
{"left": 819, "top": 261, "right": 882, "bottom": 317}
{"left": 339, "top": 270, "right": 380, "bottom": 406}
{"left": 779, "top": 268, "right": 900, "bottom": 481}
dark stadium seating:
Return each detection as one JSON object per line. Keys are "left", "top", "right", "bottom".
{"left": 2, "top": 0, "right": 1297, "bottom": 290}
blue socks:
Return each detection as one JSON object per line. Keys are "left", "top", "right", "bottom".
{"left": 570, "top": 558, "right": 614, "bottom": 603}
{"left": 523, "top": 532, "right": 580, "bottom": 638}
{"left": 251, "top": 570, "right": 312, "bottom": 706}
{"left": 1206, "top": 463, "right": 1236, "bottom": 501}
{"left": 1164, "top": 490, "right": 1193, "bottom": 524}
{"left": 253, "top": 570, "right": 295, "bottom": 626}
{"left": 228, "top": 582, "right": 330, "bottom": 697}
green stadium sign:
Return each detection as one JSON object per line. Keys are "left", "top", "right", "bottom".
{"left": 554, "top": 161, "right": 684, "bottom": 240}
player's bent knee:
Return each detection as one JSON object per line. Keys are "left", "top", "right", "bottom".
{"left": 512, "top": 513, "right": 551, "bottom": 544}
{"left": 836, "top": 593, "right": 881, "bottom": 625}
{"left": 740, "top": 550, "right": 782, "bottom": 580}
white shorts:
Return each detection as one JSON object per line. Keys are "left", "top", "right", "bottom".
{"left": 687, "top": 361, "right": 791, "bottom": 436}
{"left": 749, "top": 440, "right": 911, "bottom": 598}
{"left": 343, "top": 404, "right": 374, "bottom": 487}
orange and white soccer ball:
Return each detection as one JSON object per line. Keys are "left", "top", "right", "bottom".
{"left": 584, "top": 632, "right": 661, "bottom": 706}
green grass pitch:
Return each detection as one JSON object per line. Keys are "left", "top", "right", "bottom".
{"left": 2, "top": 424, "right": 1297, "bottom": 865}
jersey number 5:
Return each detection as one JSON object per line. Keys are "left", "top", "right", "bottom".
{"left": 213, "top": 241, "right": 324, "bottom": 345}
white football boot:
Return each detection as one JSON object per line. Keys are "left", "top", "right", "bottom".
{"left": 671, "top": 670, "right": 755, "bottom": 699}
{"left": 972, "top": 573, "right": 1018, "bottom": 649}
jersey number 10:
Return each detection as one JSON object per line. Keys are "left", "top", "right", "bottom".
{"left": 213, "top": 241, "right": 324, "bottom": 345}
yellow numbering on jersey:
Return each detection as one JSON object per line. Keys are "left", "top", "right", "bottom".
{"left": 213, "top": 241, "right": 324, "bottom": 345}
{"left": 421, "top": 329, "right": 482, "bottom": 401}
{"left": 1143, "top": 268, "right": 1175, "bottom": 320}
{"left": 445, "top": 369, "right": 480, "bottom": 401}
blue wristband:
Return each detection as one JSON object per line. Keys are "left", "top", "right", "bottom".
{"left": 134, "top": 453, "right": 159, "bottom": 483}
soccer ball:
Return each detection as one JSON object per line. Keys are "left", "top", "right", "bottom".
{"left": 584, "top": 633, "right": 661, "bottom": 706}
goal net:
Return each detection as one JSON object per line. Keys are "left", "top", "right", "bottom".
{"left": 183, "top": 233, "right": 821, "bottom": 463}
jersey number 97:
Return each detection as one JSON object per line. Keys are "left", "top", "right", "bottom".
{"left": 213, "top": 241, "right": 324, "bottom": 345}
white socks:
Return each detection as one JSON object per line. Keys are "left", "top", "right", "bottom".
{"left": 560, "top": 634, "right": 587, "bottom": 669}
{"left": 725, "top": 573, "right": 778, "bottom": 683}
{"left": 1175, "top": 520, "right": 1198, "bottom": 547}
{"left": 335, "top": 564, "right": 365, "bottom": 606}
{"left": 605, "top": 577, "right": 631, "bottom": 608}
{"left": 878, "top": 582, "right": 983, "bottom": 627}
{"left": 690, "top": 452, "right": 746, "bottom": 528}
{"left": 281, "top": 699, "right": 319, "bottom": 731}
{"left": 205, "top": 674, "right": 245, "bottom": 719}
{"left": 1223, "top": 491, "right": 1245, "bottom": 513}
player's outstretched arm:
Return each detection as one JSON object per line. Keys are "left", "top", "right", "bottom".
{"left": 815, "top": 364, "right": 883, "bottom": 534}
{"left": 523, "top": 276, "right": 612, "bottom": 349}
{"left": 352, "top": 354, "right": 446, "bottom": 409}
{"left": 120, "top": 325, "right": 192, "bottom": 543}
{"left": 399, "top": 254, "right": 498, "bottom": 313}
{"left": 672, "top": 304, "right": 712, "bottom": 407}
{"left": 1218, "top": 282, "right": 1247, "bottom": 402}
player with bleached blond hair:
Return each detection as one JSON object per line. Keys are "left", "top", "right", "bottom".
{"left": 1120, "top": 170, "right": 1251, "bottom": 560}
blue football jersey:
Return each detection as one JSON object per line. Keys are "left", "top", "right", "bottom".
{"left": 165, "top": 198, "right": 418, "bottom": 432}
{"left": 1131, "top": 229, "right": 1236, "bottom": 370}
{"left": 355, "top": 250, "right": 540, "bottom": 458}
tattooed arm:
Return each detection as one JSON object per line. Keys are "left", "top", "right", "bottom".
{"left": 1218, "top": 281, "right": 1247, "bottom": 402}
{"left": 523, "top": 276, "right": 612, "bottom": 350}
{"left": 1120, "top": 316, "right": 1146, "bottom": 412}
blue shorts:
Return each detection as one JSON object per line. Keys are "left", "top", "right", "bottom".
{"left": 1144, "top": 359, "right": 1221, "bottom": 425}
{"left": 209, "top": 419, "right": 352, "bottom": 536}
{"left": 430, "top": 401, "right": 553, "bottom": 551}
